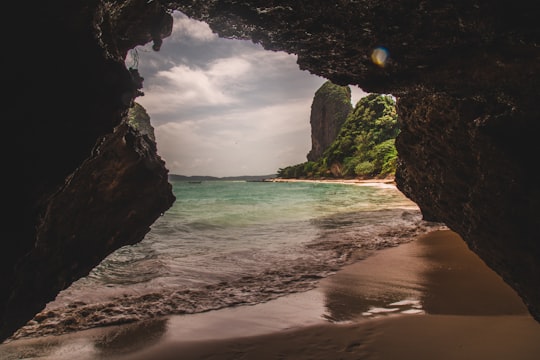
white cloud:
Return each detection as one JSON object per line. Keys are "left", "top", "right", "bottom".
{"left": 207, "top": 57, "right": 252, "bottom": 79}
{"left": 170, "top": 12, "right": 217, "bottom": 42}
{"left": 138, "top": 56, "right": 254, "bottom": 114}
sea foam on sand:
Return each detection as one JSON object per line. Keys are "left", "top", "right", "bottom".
{"left": 1, "top": 230, "right": 539, "bottom": 360}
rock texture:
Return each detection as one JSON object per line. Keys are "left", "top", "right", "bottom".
{"left": 3, "top": 0, "right": 540, "bottom": 342}
{"left": 128, "top": 102, "right": 157, "bottom": 142}
{"left": 2, "top": 0, "right": 175, "bottom": 341}
{"left": 307, "top": 81, "right": 352, "bottom": 161}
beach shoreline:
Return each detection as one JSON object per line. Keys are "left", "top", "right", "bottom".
{"left": 119, "top": 230, "right": 540, "bottom": 360}
{"left": 267, "top": 177, "right": 396, "bottom": 187}
{"left": 2, "top": 230, "right": 539, "bottom": 359}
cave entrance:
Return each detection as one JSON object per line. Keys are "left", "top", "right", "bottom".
{"left": 126, "top": 11, "right": 367, "bottom": 178}
{"left": 8, "top": 10, "right": 417, "bottom": 345}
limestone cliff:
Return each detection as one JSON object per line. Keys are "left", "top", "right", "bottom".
{"left": 2, "top": 0, "right": 176, "bottom": 341}
{"left": 278, "top": 94, "right": 398, "bottom": 179}
{"left": 307, "top": 81, "right": 352, "bottom": 161}
{"left": 3, "top": 0, "right": 540, "bottom": 342}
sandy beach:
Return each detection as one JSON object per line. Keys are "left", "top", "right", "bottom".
{"left": 2, "top": 229, "right": 539, "bottom": 359}
{"left": 118, "top": 230, "right": 540, "bottom": 360}
{"left": 268, "top": 177, "right": 397, "bottom": 187}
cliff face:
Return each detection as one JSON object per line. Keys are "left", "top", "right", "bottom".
{"left": 2, "top": 0, "right": 176, "bottom": 341}
{"left": 128, "top": 102, "right": 157, "bottom": 142}
{"left": 279, "top": 94, "right": 398, "bottom": 179}
{"left": 3, "top": 0, "right": 540, "bottom": 341}
{"left": 307, "top": 81, "right": 352, "bottom": 162}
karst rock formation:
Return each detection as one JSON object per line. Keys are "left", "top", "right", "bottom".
{"left": 3, "top": 0, "right": 539, "bottom": 342}
{"left": 307, "top": 81, "right": 353, "bottom": 162}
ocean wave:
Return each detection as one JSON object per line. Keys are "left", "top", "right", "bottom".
{"left": 10, "top": 209, "right": 446, "bottom": 340}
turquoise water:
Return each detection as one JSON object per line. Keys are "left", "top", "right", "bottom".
{"left": 12, "top": 180, "right": 440, "bottom": 339}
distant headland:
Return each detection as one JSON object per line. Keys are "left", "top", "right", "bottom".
{"left": 169, "top": 174, "right": 277, "bottom": 182}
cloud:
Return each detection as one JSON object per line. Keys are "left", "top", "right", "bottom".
{"left": 140, "top": 57, "right": 252, "bottom": 114}
{"left": 170, "top": 12, "right": 217, "bottom": 42}
{"left": 153, "top": 98, "right": 314, "bottom": 176}
{"left": 137, "top": 44, "right": 312, "bottom": 116}
{"left": 130, "top": 10, "right": 369, "bottom": 177}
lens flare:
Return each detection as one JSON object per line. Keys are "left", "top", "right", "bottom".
{"left": 371, "top": 47, "right": 389, "bottom": 67}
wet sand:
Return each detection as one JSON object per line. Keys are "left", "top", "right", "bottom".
{"left": 2, "top": 230, "right": 540, "bottom": 359}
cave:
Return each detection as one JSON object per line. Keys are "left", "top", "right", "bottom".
{"left": 3, "top": 0, "right": 539, "bottom": 342}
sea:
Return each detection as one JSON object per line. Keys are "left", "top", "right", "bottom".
{"left": 10, "top": 179, "right": 443, "bottom": 340}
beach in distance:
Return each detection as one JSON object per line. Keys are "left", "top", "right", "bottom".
{"left": 267, "top": 177, "right": 396, "bottom": 184}
{"left": 1, "top": 180, "right": 539, "bottom": 360}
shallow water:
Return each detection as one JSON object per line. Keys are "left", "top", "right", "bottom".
{"left": 9, "top": 180, "right": 443, "bottom": 340}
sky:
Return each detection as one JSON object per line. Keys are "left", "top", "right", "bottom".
{"left": 127, "top": 11, "right": 368, "bottom": 177}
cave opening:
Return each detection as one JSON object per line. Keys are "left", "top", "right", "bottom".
{"left": 4, "top": 2, "right": 534, "bottom": 356}
{"left": 125, "top": 11, "right": 368, "bottom": 178}
{"left": 6, "top": 11, "right": 423, "bottom": 343}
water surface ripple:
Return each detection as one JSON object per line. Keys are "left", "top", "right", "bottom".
{"left": 11, "top": 181, "right": 444, "bottom": 339}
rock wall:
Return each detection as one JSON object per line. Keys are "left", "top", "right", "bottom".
{"left": 2, "top": 0, "right": 175, "bottom": 341}
{"left": 307, "top": 81, "right": 352, "bottom": 162}
{"left": 395, "top": 93, "right": 540, "bottom": 320}
{"left": 3, "top": 0, "right": 539, "bottom": 341}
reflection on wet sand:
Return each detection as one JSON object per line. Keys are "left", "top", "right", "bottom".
{"left": 419, "top": 231, "right": 528, "bottom": 316}
{"left": 319, "top": 230, "right": 427, "bottom": 322}
{"left": 94, "top": 319, "right": 168, "bottom": 356}
{"left": 0, "top": 319, "right": 168, "bottom": 360}
{"left": 319, "top": 230, "right": 528, "bottom": 322}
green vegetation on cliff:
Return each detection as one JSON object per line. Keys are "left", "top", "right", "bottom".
{"left": 127, "top": 102, "right": 156, "bottom": 142}
{"left": 278, "top": 94, "right": 398, "bottom": 179}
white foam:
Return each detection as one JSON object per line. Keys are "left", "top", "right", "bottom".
{"left": 367, "top": 307, "right": 400, "bottom": 314}
{"left": 389, "top": 299, "right": 420, "bottom": 306}
{"left": 401, "top": 309, "right": 425, "bottom": 315}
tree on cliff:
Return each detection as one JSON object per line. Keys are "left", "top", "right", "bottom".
{"left": 278, "top": 94, "right": 398, "bottom": 179}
